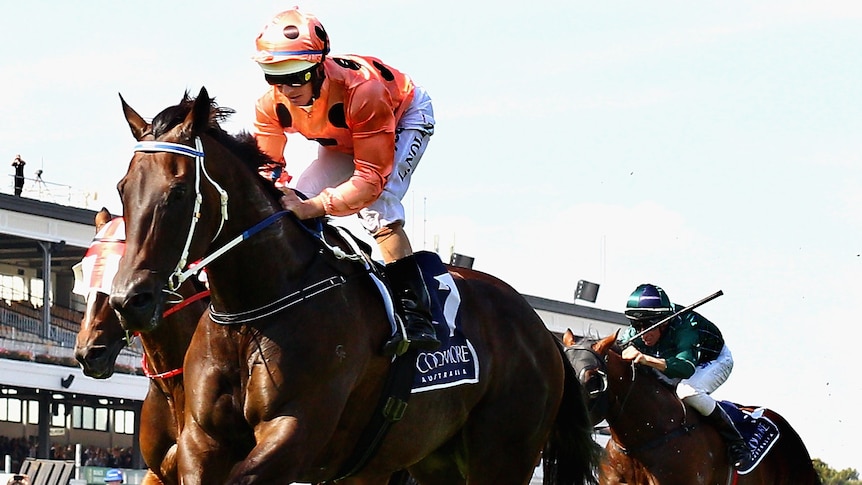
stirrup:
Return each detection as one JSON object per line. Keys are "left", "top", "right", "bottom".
{"left": 383, "top": 334, "right": 411, "bottom": 357}
{"left": 729, "top": 445, "right": 752, "bottom": 468}
{"left": 408, "top": 333, "right": 441, "bottom": 352}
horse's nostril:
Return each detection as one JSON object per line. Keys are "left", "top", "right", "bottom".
{"left": 110, "top": 291, "right": 154, "bottom": 313}
{"left": 128, "top": 292, "right": 155, "bottom": 310}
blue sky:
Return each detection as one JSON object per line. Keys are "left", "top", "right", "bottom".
{"left": 1, "top": 0, "right": 860, "bottom": 472}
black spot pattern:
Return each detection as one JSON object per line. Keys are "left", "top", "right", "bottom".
{"left": 328, "top": 103, "right": 347, "bottom": 129}
{"left": 315, "top": 25, "right": 328, "bottom": 45}
{"left": 333, "top": 57, "right": 361, "bottom": 70}
{"left": 372, "top": 61, "right": 395, "bottom": 81}
{"left": 314, "top": 138, "right": 338, "bottom": 146}
{"left": 276, "top": 103, "right": 292, "bottom": 128}
{"left": 283, "top": 25, "right": 300, "bottom": 39}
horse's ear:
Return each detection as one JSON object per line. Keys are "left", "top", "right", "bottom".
{"left": 94, "top": 207, "right": 112, "bottom": 232}
{"left": 562, "top": 328, "right": 576, "bottom": 347}
{"left": 119, "top": 93, "right": 149, "bottom": 141}
{"left": 180, "top": 86, "right": 212, "bottom": 139}
{"left": 595, "top": 332, "right": 618, "bottom": 352}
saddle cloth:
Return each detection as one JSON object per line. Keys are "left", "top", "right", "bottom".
{"left": 410, "top": 251, "right": 479, "bottom": 392}
{"left": 717, "top": 400, "right": 781, "bottom": 475}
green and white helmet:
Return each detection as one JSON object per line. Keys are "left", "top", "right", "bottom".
{"left": 624, "top": 284, "right": 673, "bottom": 323}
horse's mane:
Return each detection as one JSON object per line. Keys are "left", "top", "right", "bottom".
{"left": 151, "top": 91, "right": 283, "bottom": 202}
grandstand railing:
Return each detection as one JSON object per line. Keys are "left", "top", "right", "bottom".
{"left": 0, "top": 302, "right": 143, "bottom": 371}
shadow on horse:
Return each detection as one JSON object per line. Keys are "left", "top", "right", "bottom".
{"left": 563, "top": 331, "right": 820, "bottom": 485}
{"left": 74, "top": 208, "right": 209, "bottom": 485}
{"left": 108, "top": 87, "right": 600, "bottom": 485}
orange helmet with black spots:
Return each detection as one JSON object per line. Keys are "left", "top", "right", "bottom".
{"left": 253, "top": 8, "right": 330, "bottom": 75}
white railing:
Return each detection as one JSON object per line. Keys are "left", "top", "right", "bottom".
{"left": 0, "top": 336, "right": 142, "bottom": 370}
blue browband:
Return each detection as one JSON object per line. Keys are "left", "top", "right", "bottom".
{"left": 134, "top": 141, "right": 205, "bottom": 159}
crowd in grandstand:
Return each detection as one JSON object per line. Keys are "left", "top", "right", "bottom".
{"left": 0, "top": 436, "right": 136, "bottom": 471}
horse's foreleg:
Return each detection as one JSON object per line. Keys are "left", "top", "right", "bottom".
{"left": 177, "top": 418, "right": 238, "bottom": 485}
{"left": 153, "top": 443, "right": 178, "bottom": 485}
{"left": 140, "top": 469, "right": 166, "bottom": 485}
{"left": 223, "top": 416, "right": 314, "bottom": 484}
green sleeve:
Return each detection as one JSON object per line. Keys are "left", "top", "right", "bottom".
{"left": 661, "top": 325, "right": 699, "bottom": 379}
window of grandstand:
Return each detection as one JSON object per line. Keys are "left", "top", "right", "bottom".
{"left": 27, "top": 401, "right": 37, "bottom": 424}
{"left": 113, "top": 410, "right": 134, "bottom": 435}
{"left": 0, "top": 274, "right": 26, "bottom": 301}
{"left": 28, "top": 278, "right": 48, "bottom": 308}
{"left": 96, "top": 407, "right": 108, "bottom": 432}
{"left": 0, "top": 393, "right": 38, "bottom": 425}
{"left": 71, "top": 406, "right": 109, "bottom": 432}
{"left": 0, "top": 397, "right": 22, "bottom": 422}
{"left": 51, "top": 403, "right": 65, "bottom": 427}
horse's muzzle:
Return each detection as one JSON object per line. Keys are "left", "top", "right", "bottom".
{"left": 75, "top": 342, "right": 124, "bottom": 379}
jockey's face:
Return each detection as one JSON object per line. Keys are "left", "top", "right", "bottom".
{"left": 640, "top": 325, "right": 663, "bottom": 347}
{"left": 278, "top": 83, "right": 314, "bottom": 107}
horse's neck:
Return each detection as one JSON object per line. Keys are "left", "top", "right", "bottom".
{"left": 608, "top": 361, "right": 688, "bottom": 438}
{"left": 205, "top": 203, "right": 322, "bottom": 313}
{"left": 199, "top": 142, "right": 343, "bottom": 313}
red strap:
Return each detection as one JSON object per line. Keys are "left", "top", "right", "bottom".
{"left": 141, "top": 353, "right": 183, "bottom": 379}
{"left": 139, "top": 289, "right": 210, "bottom": 379}
{"left": 162, "top": 289, "right": 210, "bottom": 317}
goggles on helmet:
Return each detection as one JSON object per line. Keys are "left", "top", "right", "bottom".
{"left": 265, "top": 64, "right": 317, "bottom": 87}
{"left": 628, "top": 317, "right": 665, "bottom": 332}
{"left": 625, "top": 307, "right": 671, "bottom": 331}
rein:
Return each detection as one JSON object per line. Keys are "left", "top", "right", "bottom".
{"left": 209, "top": 275, "right": 346, "bottom": 325}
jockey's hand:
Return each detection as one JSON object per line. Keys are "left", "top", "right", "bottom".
{"left": 621, "top": 346, "right": 644, "bottom": 364}
{"left": 258, "top": 163, "right": 292, "bottom": 188}
{"left": 278, "top": 187, "right": 326, "bottom": 220}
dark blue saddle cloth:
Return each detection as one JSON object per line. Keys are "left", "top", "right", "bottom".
{"left": 717, "top": 400, "right": 781, "bottom": 474}
{"left": 411, "top": 251, "right": 479, "bottom": 392}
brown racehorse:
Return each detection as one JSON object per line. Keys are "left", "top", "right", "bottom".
{"left": 74, "top": 208, "right": 209, "bottom": 485}
{"left": 564, "top": 331, "right": 820, "bottom": 485}
{"left": 108, "top": 87, "right": 600, "bottom": 485}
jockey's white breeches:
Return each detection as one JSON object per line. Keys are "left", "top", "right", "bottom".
{"left": 295, "top": 85, "right": 435, "bottom": 235}
{"left": 676, "top": 344, "right": 734, "bottom": 415}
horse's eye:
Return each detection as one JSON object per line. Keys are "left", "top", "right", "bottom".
{"left": 168, "top": 183, "right": 188, "bottom": 203}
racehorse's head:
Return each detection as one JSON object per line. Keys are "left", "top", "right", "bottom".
{"left": 75, "top": 208, "right": 128, "bottom": 378}
{"left": 110, "top": 87, "right": 231, "bottom": 332}
{"left": 563, "top": 329, "right": 610, "bottom": 424}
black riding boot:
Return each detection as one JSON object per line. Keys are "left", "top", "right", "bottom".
{"left": 706, "top": 405, "right": 752, "bottom": 469}
{"left": 382, "top": 255, "right": 441, "bottom": 356}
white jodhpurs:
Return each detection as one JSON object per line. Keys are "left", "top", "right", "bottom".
{"left": 295, "top": 85, "right": 435, "bottom": 235}
{"left": 676, "top": 344, "right": 734, "bottom": 415}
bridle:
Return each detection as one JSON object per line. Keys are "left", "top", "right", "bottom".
{"left": 565, "top": 343, "right": 610, "bottom": 426}
{"left": 134, "top": 137, "right": 229, "bottom": 291}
